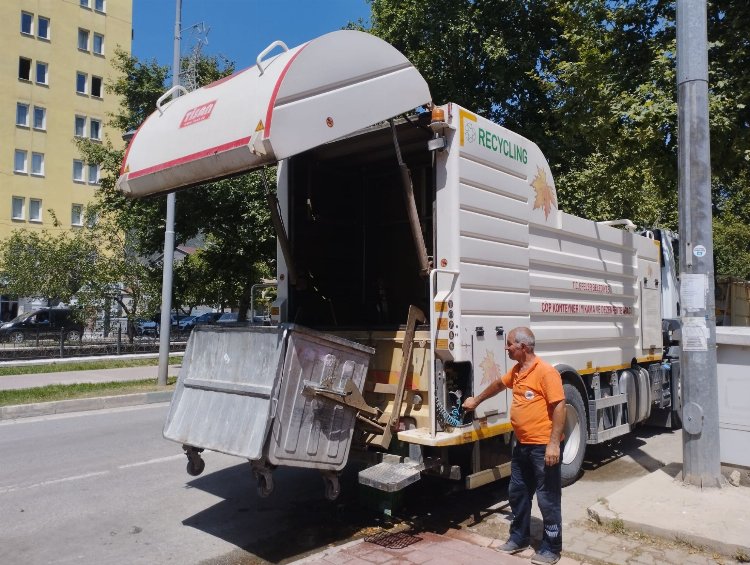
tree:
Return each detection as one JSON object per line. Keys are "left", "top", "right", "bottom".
{"left": 0, "top": 210, "right": 159, "bottom": 336}
{"left": 77, "top": 49, "right": 276, "bottom": 318}
{"left": 365, "top": 0, "right": 750, "bottom": 277}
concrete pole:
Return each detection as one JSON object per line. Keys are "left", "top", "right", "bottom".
{"left": 157, "top": 0, "right": 181, "bottom": 386}
{"left": 676, "top": 0, "right": 723, "bottom": 488}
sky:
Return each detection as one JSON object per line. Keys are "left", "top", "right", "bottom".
{"left": 132, "top": 0, "right": 372, "bottom": 71}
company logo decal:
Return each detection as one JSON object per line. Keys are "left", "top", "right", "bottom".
{"left": 531, "top": 166, "right": 557, "bottom": 220}
{"left": 180, "top": 100, "right": 217, "bottom": 128}
{"left": 459, "top": 109, "right": 528, "bottom": 164}
{"left": 480, "top": 350, "right": 503, "bottom": 386}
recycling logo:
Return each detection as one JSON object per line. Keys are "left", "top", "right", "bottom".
{"left": 464, "top": 122, "right": 476, "bottom": 144}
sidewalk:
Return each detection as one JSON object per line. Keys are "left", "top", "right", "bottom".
{"left": 0, "top": 355, "right": 180, "bottom": 420}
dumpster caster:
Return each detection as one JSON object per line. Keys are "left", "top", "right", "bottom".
{"left": 183, "top": 445, "right": 205, "bottom": 477}
{"left": 250, "top": 460, "right": 274, "bottom": 498}
{"left": 322, "top": 471, "right": 340, "bottom": 501}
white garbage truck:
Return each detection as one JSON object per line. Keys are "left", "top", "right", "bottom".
{"left": 116, "top": 30, "right": 681, "bottom": 498}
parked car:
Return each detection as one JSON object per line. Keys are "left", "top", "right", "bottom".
{"left": 0, "top": 308, "right": 84, "bottom": 343}
{"left": 192, "top": 312, "right": 223, "bottom": 326}
{"left": 177, "top": 316, "right": 197, "bottom": 331}
{"left": 216, "top": 312, "right": 238, "bottom": 324}
{"left": 135, "top": 318, "right": 159, "bottom": 337}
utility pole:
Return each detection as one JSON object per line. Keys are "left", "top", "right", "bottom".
{"left": 157, "top": 0, "right": 181, "bottom": 386}
{"left": 676, "top": 0, "right": 722, "bottom": 488}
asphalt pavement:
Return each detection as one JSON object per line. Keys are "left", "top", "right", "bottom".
{"left": 1, "top": 355, "right": 748, "bottom": 565}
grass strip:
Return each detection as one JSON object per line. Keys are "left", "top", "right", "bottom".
{"left": 0, "top": 377, "right": 177, "bottom": 407}
{"left": 0, "top": 356, "right": 183, "bottom": 377}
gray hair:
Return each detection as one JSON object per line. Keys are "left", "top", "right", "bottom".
{"left": 511, "top": 327, "right": 536, "bottom": 351}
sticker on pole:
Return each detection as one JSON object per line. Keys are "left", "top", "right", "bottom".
{"left": 681, "top": 317, "right": 709, "bottom": 351}
{"left": 693, "top": 245, "right": 706, "bottom": 257}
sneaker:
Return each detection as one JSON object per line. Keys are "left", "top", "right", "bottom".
{"left": 496, "top": 540, "right": 530, "bottom": 554}
{"left": 531, "top": 550, "right": 561, "bottom": 565}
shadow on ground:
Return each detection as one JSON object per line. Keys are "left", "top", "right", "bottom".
{"left": 181, "top": 426, "right": 683, "bottom": 564}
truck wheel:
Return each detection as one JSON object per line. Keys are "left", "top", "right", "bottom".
{"left": 561, "top": 383, "right": 587, "bottom": 487}
{"left": 66, "top": 330, "right": 82, "bottom": 342}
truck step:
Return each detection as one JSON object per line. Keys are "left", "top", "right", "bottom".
{"left": 358, "top": 461, "right": 422, "bottom": 492}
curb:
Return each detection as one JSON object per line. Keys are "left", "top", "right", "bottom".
{"left": 0, "top": 390, "right": 173, "bottom": 421}
{"left": 587, "top": 500, "right": 749, "bottom": 561}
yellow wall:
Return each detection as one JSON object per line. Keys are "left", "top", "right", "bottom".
{"left": 0, "top": 0, "right": 132, "bottom": 238}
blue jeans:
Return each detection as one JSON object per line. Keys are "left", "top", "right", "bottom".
{"left": 507, "top": 443, "right": 562, "bottom": 555}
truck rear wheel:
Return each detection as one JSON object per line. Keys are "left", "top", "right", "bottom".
{"left": 561, "top": 383, "right": 587, "bottom": 487}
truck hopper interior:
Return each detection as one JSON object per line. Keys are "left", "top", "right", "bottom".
{"left": 286, "top": 117, "right": 435, "bottom": 330}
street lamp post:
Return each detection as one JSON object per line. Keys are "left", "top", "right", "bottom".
{"left": 156, "top": 0, "right": 182, "bottom": 386}
{"left": 676, "top": 0, "right": 722, "bottom": 487}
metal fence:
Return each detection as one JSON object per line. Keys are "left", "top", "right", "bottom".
{"left": 0, "top": 321, "right": 189, "bottom": 361}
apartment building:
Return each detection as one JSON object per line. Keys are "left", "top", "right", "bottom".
{"left": 0, "top": 0, "right": 132, "bottom": 320}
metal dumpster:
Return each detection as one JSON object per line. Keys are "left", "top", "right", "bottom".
{"left": 163, "top": 323, "right": 374, "bottom": 497}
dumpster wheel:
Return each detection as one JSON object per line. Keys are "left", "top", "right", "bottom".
{"left": 250, "top": 460, "right": 275, "bottom": 498}
{"left": 322, "top": 471, "right": 340, "bottom": 501}
{"left": 183, "top": 445, "right": 205, "bottom": 477}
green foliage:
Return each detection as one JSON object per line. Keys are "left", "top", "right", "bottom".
{"left": 76, "top": 48, "right": 274, "bottom": 317}
{"left": 367, "top": 0, "right": 750, "bottom": 278}
{"left": 0, "top": 227, "right": 99, "bottom": 306}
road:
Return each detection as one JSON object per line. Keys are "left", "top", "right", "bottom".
{"left": 0, "top": 403, "right": 358, "bottom": 565}
{"left": 0, "top": 403, "right": 683, "bottom": 564}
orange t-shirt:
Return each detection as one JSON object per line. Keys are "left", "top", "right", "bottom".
{"left": 501, "top": 357, "right": 565, "bottom": 444}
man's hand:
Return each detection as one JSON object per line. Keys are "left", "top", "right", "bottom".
{"left": 462, "top": 396, "right": 480, "bottom": 411}
{"left": 545, "top": 441, "right": 561, "bottom": 466}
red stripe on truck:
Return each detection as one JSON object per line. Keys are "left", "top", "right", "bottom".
{"left": 127, "top": 136, "right": 252, "bottom": 180}
{"left": 264, "top": 44, "right": 308, "bottom": 139}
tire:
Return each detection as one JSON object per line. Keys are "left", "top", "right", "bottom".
{"left": 561, "top": 383, "right": 587, "bottom": 487}
{"left": 9, "top": 331, "right": 24, "bottom": 344}
{"left": 186, "top": 456, "right": 205, "bottom": 477}
{"left": 65, "top": 330, "right": 82, "bottom": 342}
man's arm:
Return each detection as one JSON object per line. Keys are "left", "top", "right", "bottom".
{"left": 545, "top": 399, "right": 567, "bottom": 466}
{"left": 462, "top": 378, "right": 507, "bottom": 412}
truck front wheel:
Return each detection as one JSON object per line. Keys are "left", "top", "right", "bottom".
{"left": 561, "top": 383, "right": 587, "bottom": 487}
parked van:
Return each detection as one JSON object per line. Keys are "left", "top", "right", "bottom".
{"left": 0, "top": 308, "right": 84, "bottom": 343}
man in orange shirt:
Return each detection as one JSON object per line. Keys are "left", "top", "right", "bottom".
{"left": 463, "top": 327, "right": 566, "bottom": 565}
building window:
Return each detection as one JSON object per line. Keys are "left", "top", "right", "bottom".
{"left": 78, "top": 28, "right": 89, "bottom": 51}
{"left": 14, "top": 150, "right": 28, "bottom": 173}
{"left": 36, "top": 61, "right": 48, "bottom": 85}
{"left": 76, "top": 72, "right": 87, "bottom": 94}
{"left": 95, "top": 0, "right": 105, "bottom": 13}
{"left": 33, "top": 106, "right": 46, "bottom": 130}
{"left": 31, "top": 153, "right": 44, "bottom": 176}
{"left": 38, "top": 16, "right": 50, "bottom": 39}
{"left": 21, "top": 12, "right": 33, "bottom": 35}
{"left": 16, "top": 103, "right": 30, "bottom": 127}
{"left": 90, "top": 119, "right": 102, "bottom": 140}
{"left": 91, "top": 76, "right": 103, "bottom": 98}
{"left": 19, "top": 57, "right": 31, "bottom": 81}
{"left": 73, "top": 160, "right": 85, "bottom": 182}
{"left": 93, "top": 33, "right": 104, "bottom": 55}
{"left": 29, "top": 199, "right": 42, "bottom": 222}
{"left": 75, "top": 115, "right": 86, "bottom": 137}
{"left": 80, "top": 0, "right": 90, "bottom": 7}
{"left": 12, "top": 197, "right": 25, "bottom": 220}
{"left": 71, "top": 204, "right": 83, "bottom": 226}
{"left": 88, "top": 163, "right": 100, "bottom": 184}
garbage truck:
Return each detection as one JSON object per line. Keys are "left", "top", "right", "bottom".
{"left": 116, "top": 30, "right": 682, "bottom": 499}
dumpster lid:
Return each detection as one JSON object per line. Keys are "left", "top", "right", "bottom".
{"left": 117, "top": 30, "right": 431, "bottom": 198}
